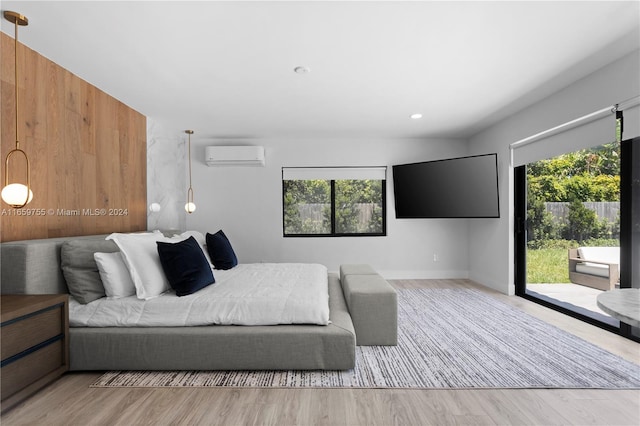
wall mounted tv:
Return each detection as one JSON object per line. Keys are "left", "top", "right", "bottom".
{"left": 392, "top": 153, "right": 500, "bottom": 218}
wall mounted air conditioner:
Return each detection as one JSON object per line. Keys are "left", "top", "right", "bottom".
{"left": 205, "top": 146, "right": 265, "bottom": 167}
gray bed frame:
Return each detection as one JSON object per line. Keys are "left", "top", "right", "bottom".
{"left": 1, "top": 235, "right": 397, "bottom": 371}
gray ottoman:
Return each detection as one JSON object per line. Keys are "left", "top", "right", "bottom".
{"left": 340, "top": 265, "right": 397, "bottom": 346}
{"left": 339, "top": 263, "right": 378, "bottom": 283}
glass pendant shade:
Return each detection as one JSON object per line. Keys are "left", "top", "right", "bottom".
{"left": 185, "top": 202, "right": 197, "bottom": 213}
{"left": 1, "top": 183, "right": 33, "bottom": 207}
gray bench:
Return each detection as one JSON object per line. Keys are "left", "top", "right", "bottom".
{"left": 340, "top": 264, "right": 398, "bottom": 346}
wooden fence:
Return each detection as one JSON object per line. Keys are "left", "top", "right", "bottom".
{"left": 545, "top": 202, "right": 620, "bottom": 225}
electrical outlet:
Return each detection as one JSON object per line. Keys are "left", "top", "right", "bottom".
{"left": 433, "top": 253, "right": 439, "bottom": 262}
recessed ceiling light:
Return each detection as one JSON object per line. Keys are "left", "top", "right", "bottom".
{"left": 294, "top": 66, "right": 311, "bottom": 74}
{"left": 410, "top": 113, "right": 423, "bottom": 119}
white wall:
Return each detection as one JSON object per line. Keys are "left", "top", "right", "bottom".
{"left": 184, "top": 137, "right": 470, "bottom": 277}
{"left": 147, "top": 119, "right": 185, "bottom": 232}
{"left": 467, "top": 50, "right": 640, "bottom": 295}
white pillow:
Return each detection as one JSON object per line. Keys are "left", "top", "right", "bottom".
{"left": 94, "top": 252, "right": 136, "bottom": 298}
{"left": 106, "top": 231, "right": 169, "bottom": 300}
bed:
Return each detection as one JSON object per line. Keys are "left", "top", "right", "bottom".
{"left": 0, "top": 232, "right": 358, "bottom": 371}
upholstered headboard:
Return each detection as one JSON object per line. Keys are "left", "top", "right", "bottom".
{"left": 0, "top": 234, "right": 108, "bottom": 295}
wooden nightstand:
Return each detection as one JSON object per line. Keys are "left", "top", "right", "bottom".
{"left": 1, "top": 294, "right": 69, "bottom": 412}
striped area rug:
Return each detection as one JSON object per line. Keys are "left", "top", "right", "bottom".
{"left": 91, "top": 288, "right": 640, "bottom": 389}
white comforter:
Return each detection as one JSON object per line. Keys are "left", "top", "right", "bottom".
{"left": 69, "top": 263, "right": 329, "bottom": 327}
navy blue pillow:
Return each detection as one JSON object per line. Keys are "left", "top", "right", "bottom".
{"left": 156, "top": 236, "right": 215, "bottom": 296}
{"left": 206, "top": 230, "right": 238, "bottom": 270}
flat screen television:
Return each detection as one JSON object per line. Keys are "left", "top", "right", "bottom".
{"left": 392, "top": 153, "right": 500, "bottom": 218}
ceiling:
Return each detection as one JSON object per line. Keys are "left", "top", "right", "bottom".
{"left": 2, "top": 1, "right": 639, "bottom": 140}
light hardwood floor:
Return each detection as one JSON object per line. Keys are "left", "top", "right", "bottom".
{"left": 2, "top": 279, "right": 639, "bottom": 426}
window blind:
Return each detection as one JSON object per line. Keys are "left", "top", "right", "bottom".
{"left": 511, "top": 96, "right": 639, "bottom": 167}
{"left": 282, "top": 167, "right": 387, "bottom": 181}
{"left": 624, "top": 104, "right": 639, "bottom": 141}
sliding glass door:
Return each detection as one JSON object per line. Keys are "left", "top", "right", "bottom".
{"left": 619, "top": 137, "right": 639, "bottom": 340}
{"left": 515, "top": 138, "right": 638, "bottom": 340}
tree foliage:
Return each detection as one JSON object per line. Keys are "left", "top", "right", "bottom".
{"left": 335, "top": 180, "right": 384, "bottom": 234}
{"left": 283, "top": 179, "right": 384, "bottom": 235}
{"left": 526, "top": 195, "right": 556, "bottom": 242}
{"left": 526, "top": 142, "right": 620, "bottom": 245}
{"left": 561, "top": 199, "right": 601, "bottom": 241}
{"left": 283, "top": 180, "right": 330, "bottom": 234}
{"left": 527, "top": 142, "right": 620, "bottom": 202}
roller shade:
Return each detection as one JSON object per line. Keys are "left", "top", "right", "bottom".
{"left": 511, "top": 97, "right": 640, "bottom": 167}
{"left": 282, "top": 167, "right": 387, "bottom": 181}
{"left": 511, "top": 109, "right": 615, "bottom": 167}
{"left": 623, "top": 104, "right": 640, "bottom": 141}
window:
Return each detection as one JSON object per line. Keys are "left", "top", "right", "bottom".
{"left": 282, "top": 167, "right": 386, "bottom": 237}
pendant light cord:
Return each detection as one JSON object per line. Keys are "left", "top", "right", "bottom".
{"left": 185, "top": 130, "right": 195, "bottom": 212}
{"left": 2, "top": 11, "right": 32, "bottom": 208}
{"left": 14, "top": 18, "right": 19, "bottom": 150}
{"left": 188, "top": 133, "right": 192, "bottom": 190}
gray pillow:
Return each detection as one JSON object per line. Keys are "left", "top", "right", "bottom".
{"left": 61, "top": 239, "right": 120, "bottom": 304}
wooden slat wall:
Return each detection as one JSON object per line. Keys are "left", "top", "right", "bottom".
{"left": 0, "top": 32, "right": 147, "bottom": 242}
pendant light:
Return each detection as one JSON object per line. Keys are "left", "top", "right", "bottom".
{"left": 185, "top": 130, "right": 196, "bottom": 213}
{"left": 1, "top": 11, "right": 33, "bottom": 208}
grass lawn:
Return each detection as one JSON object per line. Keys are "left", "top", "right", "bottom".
{"left": 527, "top": 248, "right": 571, "bottom": 283}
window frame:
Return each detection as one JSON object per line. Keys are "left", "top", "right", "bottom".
{"left": 282, "top": 167, "right": 387, "bottom": 238}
